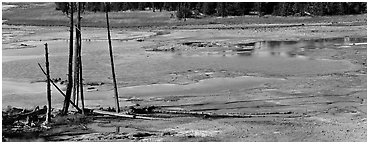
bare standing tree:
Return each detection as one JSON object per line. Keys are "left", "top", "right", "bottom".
{"left": 44, "top": 43, "right": 51, "bottom": 124}
{"left": 105, "top": 2, "right": 120, "bottom": 113}
{"left": 72, "top": 23, "right": 80, "bottom": 105}
{"left": 62, "top": 2, "right": 74, "bottom": 115}
{"left": 72, "top": 2, "right": 80, "bottom": 105}
{"left": 77, "top": 2, "right": 85, "bottom": 114}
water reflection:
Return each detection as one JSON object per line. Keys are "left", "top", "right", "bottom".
{"left": 88, "top": 121, "right": 137, "bottom": 134}
{"left": 116, "top": 126, "right": 121, "bottom": 133}
{"left": 237, "top": 37, "right": 367, "bottom": 58}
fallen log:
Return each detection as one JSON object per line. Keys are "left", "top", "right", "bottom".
{"left": 20, "top": 106, "right": 47, "bottom": 118}
{"left": 91, "top": 109, "right": 168, "bottom": 121}
{"left": 152, "top": 109, "right": 299, "bottom": 118}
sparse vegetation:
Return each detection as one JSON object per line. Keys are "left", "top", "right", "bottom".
{"left": 2, "top": 3, "right": 367, "bottom": 28}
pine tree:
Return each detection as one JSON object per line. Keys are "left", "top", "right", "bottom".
{"left": 202, "top": 2, "right": 216, "bottom": 15}
{"left": 216, "top": 2, "right": 227, "bottom": 17}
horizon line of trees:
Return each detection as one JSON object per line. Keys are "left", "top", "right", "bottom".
{"left": 55, "top": 2, "right": 367, "bottom": 19}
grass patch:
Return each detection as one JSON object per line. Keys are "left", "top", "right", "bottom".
{"left": 3, "top": 2, "right": 367, "bottom": 28}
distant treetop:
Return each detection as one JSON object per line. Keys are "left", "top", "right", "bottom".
{"left": 55, "top": 2, "right": 367, "bottom": 18}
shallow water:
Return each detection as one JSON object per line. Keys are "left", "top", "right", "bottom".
{"left": 87, "top": 122, "right": 138, "bottom": 134}
{"left": 2, "top": 24, "right": 366, "bottom": 108}
{"left": 256, "top": 37, "right": 366, "bottom": 57}
{"left": 119, "top": 76, "right": 285, "bottom": 98}
{"left": 2, "top": 36, "right": 364, "bottom": 84}
{"left": 4, "top": 137, "right": 46, "bottom": 142}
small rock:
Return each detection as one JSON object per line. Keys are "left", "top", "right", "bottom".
{"left": 132, "top": 132, "right": 154, "bottom": 138}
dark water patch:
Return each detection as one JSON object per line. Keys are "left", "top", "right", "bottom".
{"left": 2, "top": 131, "right": 46, "bottom": 142}
{"left": 170, "top": 37, "right": 363, "bottom": 77}
{"left": 235, "top": 36, "right": 366, "bottom": 58}
{"left": 87, "top": 120, "right": 139, "bottom": 134}
{"left": 155, "top": 31, "right": 171, "bottom": 36}
{"left": 4, "top": 137, "right": 46, "bottom": 142}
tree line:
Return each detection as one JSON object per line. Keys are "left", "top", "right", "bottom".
{"left": 55, "top": 2, "right": 366, "bottom": 18}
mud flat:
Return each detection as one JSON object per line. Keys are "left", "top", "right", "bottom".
{"left": 2, "top": 11, "right": 367, "bottom": 141}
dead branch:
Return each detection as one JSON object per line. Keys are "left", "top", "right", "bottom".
{"left": 37, "top": 63, "right": 82, "bottom": 113}
{"left": 90, "top": 109, "right": 168, "bottom": 121}
{"left": 3, "top": 106, "right": 47, "bottom": 125}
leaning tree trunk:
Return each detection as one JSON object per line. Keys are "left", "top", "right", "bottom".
{"left": 105, "top": 2, "right": 120, "bottom": 113}
{"left": 62, "top": 2, "right": 74, "bottom": 115}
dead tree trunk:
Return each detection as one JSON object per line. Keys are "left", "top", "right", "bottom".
{"left": 72, "top": 16, "right": 80, "bottom": 105}
{"left": 62, "top": 2, "right": 74, "bottom": 115}
{"left": 79, "top": 49, "right": 84, "bottom": 114}
{"left": 44, "top": 43, "right": 51, "bottom": 124}
{"left": 105, "top": 2, "right": 120, "bottom": 113}
{"left": 77, "top": 2, "right": 85, "bottom": 115}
